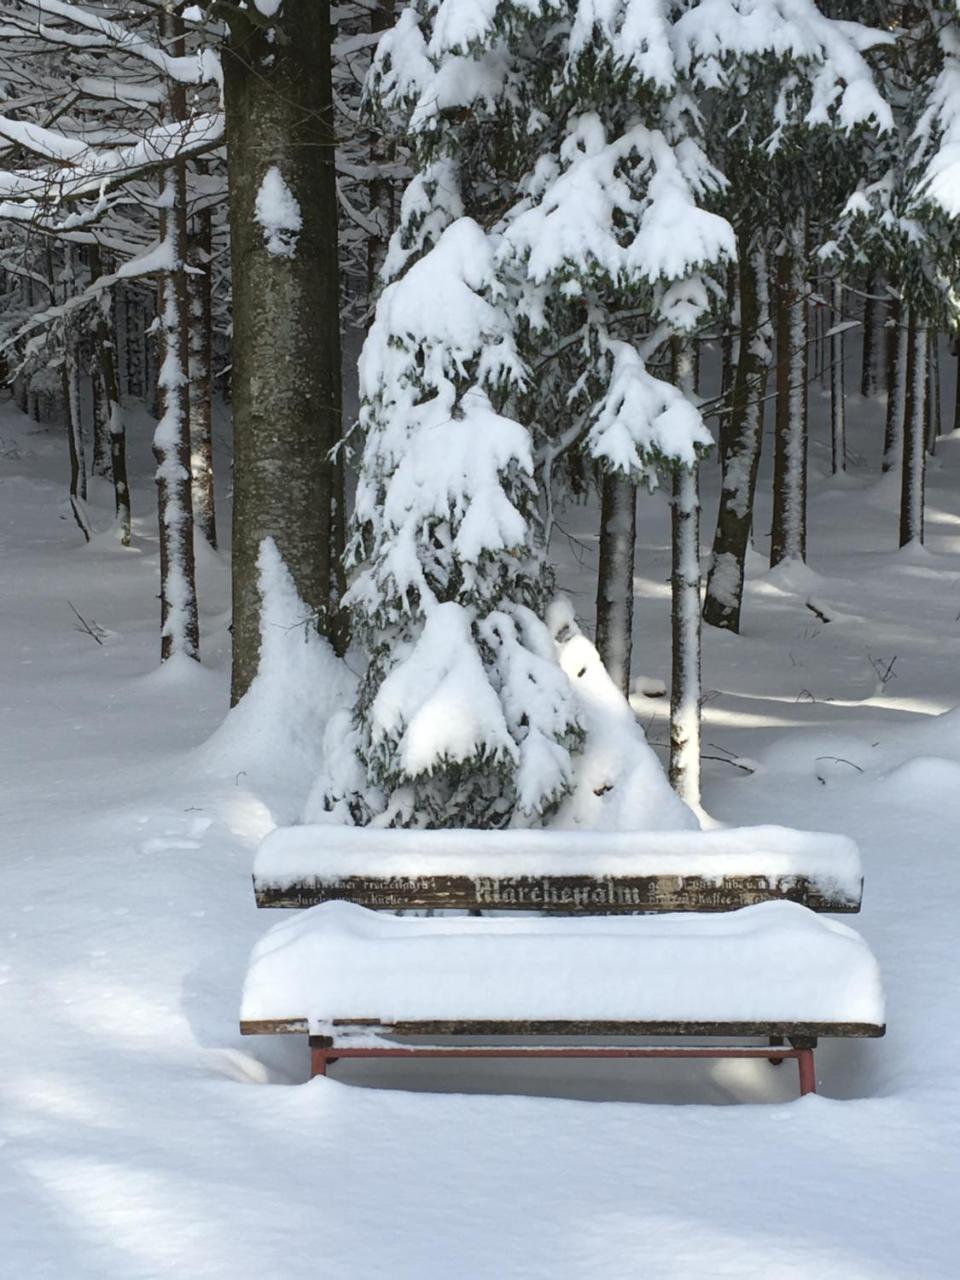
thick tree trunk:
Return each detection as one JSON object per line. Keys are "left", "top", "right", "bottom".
{"left": 90, "top": 245, "right": 131, "bottom": 546}
{"left": 830, "top": 278, "right": 846, "bottom": 474}
{"left": 703, "top": 234, "right": 769, "bottom": 632}
{"left": 224, "top": 0, "right": 344, "bottom": 703}
{"left": 899, "top": 311, "right": 926, "bottom": 548}
{"left": 883, "top": 293, "right": 906, "bottom": 473}
{"left": 669, "top": 338, "right": 701, "bottom": 808}
{"left": 595, "top": 471, "right": 636, "bottom": 696}
{"left": 189, "top": 202, "right": 217, "bottom": 547}
{"left": 770, "top": 227, "right": 807, "bottom": 566}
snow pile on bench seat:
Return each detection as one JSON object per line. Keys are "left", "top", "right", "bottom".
{"left": 253, "top": 824, "right": 862, "bottom": 896}
{"left": 240, "top": 900, "right": 884, "bottom": 1030}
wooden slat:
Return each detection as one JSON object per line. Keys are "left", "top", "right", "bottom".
{"left": 254, "top": 871, "right": 862, "bottom": 913}
{"left": 240, "top": 1017, "right": 885, "bottom": 1039}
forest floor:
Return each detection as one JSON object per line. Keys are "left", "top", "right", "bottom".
{"left": 2, "top": 385, "right": 959, "bottom": 1278}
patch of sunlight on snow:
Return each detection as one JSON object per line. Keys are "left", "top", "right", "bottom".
{"left": 3, "top": 1073, "right": 115, "bottom": 1128}
{"left": 27, "top": 1156, "right": 230, "bottom": 1273}
{"left": 565, "top": 1211, "right": 903, "bottom": 1280}
{"left": 630, "top": 574, "right": 671, "bottom": 600}
{"left": 702, "top": 705, "right": 808, "bottom": 730}
{"left": 55, "top": 977, "right": 185, "bottom": 1042}
{"left": 855, "top": 694, "right": 950, "bottom": 716}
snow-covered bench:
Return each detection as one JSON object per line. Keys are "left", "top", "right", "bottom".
{"left": 240, "top": 826, "right": 884, "bottom": 1096}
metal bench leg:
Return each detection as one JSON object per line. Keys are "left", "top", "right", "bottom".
{"left": 797, "top": 1047, "right": 816, "bottom": 1096}
{"left": 768, "top": 1035, "right": 785, "bottom": 1066}
{"left": 309, "top": 1036, "right": 334, "bottom": 1079}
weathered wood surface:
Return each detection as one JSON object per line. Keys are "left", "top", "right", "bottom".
{"left": 253, "top": 871, "right": 862, "bottom": 913}
{"left": 240, "top": 1017, "right": 885, "bottom": 1040}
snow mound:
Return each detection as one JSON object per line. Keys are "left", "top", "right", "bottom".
{"left": 240, "top": 900, "right": 884, "bottom": 1029}
{"left": 548, "top": 602, "right": 698, "bottom": 831}
{"left": 200, "top": 539, "right": 354, "bottom": 789}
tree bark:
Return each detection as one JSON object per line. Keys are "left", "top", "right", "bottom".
{"left": 860, "top": 271, "right": 880, "bottom": 398}
{"left": 224, "top": 0, "right": 345, "bottom": 703}
{"left": 90, "top": 244, "right": 131, "bottom": 546}
{"left": 669, "top": 337, "right": 701, "bottom": 808}
{"left": 883, "top": 293, "right": 906, "bottom": 473}
{"left": 899, "top": 311, "right": 926, "bottom": 548}
{"left": 926, "top": 330, "right": 941, "bottom": 454}
{"left": 189, "top": 198, "right": 217, "bottom": 547}
{"left": 830, "top": 277, "right": 845, "bottom": 474}
{"left": 367, "top": 0, "right": 395, "bottom": 306}
{"left": 595, "top": 472, "right": 636, "bottom": 696}
{"left": 154, "top": 12, "right": 199, "bottom": 661}
{"left": 703, "top": 233, "right": 769, "bottom": 632}
{"left": 770, "top": 226, "right": 807, "bottom": 566}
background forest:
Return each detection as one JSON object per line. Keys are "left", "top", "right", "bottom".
{"left": 1, "top": 1, "right": 957, "bottom": 831}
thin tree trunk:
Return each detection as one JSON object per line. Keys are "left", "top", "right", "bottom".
{"left": 154, "top": 14, "right": 199, "bottom": 661}
{"left": 703, "top": 234, "right": 769, "bottom": 632}
{"left": 595, "top": 472, "right": 636, "bottom": 696}
{"left": 669, "top": 337, "right": 701, "bottom": 808}
{"left": 89, "top": 245, "right": 131, "bottom": 545}
{"left": 189, "top": 199, "right": 217, "bottom": 547}
{"left": 883, "top": 293, "right": 906, "bottom": 473}
{"left": 224, "top": 0, "right": 344, "bottom": 702}
{"left": 927, "top": 331, "right": 941, "bottom": 455}
{"left": 831, "top": 277, "right": 846, "bottom": 474}
{"left": 771, "top": 226, "right": 807, "bottom": 565}
{"left": 91, "top": 369, "right": 112, "bottom": 478}
{"left": 366, "top": 0, "right": 395, "bottom": 306}
{"left": 861, "top": 271, "right": 880, "bottom": 397}
{"left": 719, "top": 262, "right": 738, "bottom": 462}
{"left": 899, "top": 311, "right": 926, "bottom": 548}
{"left": 63, "top": 332, "right": 86, "bottom": 503}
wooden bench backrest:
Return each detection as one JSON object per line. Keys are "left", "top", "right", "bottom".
{"left": 254, "top": 871, "right": 861, "bottom": 913}
{"left": 252, "top": 827, "right": 863, "bottom": 914}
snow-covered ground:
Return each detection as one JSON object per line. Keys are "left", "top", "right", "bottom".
{"left": 3, "top": 385, "right": 959, "bottom": 1278}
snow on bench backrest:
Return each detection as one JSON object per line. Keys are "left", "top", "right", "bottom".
{"left": 252, "top": 825, "right": 864, "bottom": 913}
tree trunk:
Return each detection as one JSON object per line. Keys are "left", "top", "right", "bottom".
{"left": 89, "top": 245, "right": 131, "bottom": 546}
{"left": 669, "top": 337, "right": 701, "bottom": 808}
{"left": 63, "top": 331, "right": 86, "bottom": 503}
{"left": 830, "top": 277, "right": 845, "bottom": 474}
{"left": 595, "top": 472, "right": 636, "bottom": 696}
{"left": 927, "top": 330, "right": 941, "bottom": 455}
{"left": 367, "top": 0, "right": 395, "bottom": 307}
{"left": 861, "top": 271, "right": 880, "bottom": 398}
{"left": 899, "top": 311, "right": 926, "bottom": 548}
{"left": 718, "top": 262, "right": 738, "bottom": 461}
{"left": 189, "top": 199, "right": 217, "bottom": 547}
{"left": 703, "top": 234, "right": 769, "bottom": 632}
{"left": 91, "top": 370, "right": 112, "bottom": 479}
{"left": 883, "top": 293, "right": 906, "bottom": 473}
{"left": 224, "top": 0, "right": 344, "bottom": 703}
{"left": 770, "top": 226, "right": 807, "bottom": 566}
{"left": 154, "top": 15, "right": 199, "bottom": 661}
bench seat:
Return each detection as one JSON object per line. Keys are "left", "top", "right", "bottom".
{"left": 240, "top": 900, "right": 884, "bottom": 1094}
